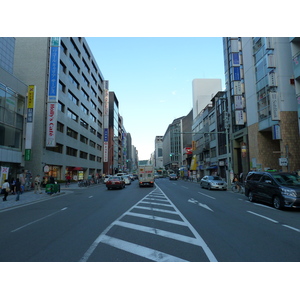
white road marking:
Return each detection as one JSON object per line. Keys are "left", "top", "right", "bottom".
{"left": 141, "top": 201, "right": 173, "bottom": 208}
{"left": 198, "top": 192, "right": 216, "bottom": 199}
{"left": 198, "top": 203, "right": 214, "bottom": 212}
{"left": 126, "top": 212, "right": 186, "bottom": 226}
{"left": 134, "top": 206, "right": 179, "bottom": 214}
{"left": 114, "top": 220, "right": 200, "bottom": 245}
{"left": 80, "top": 187, "right": 217, "bottom": 262}
{"left": 188, "top": 198, "right": 213, "bottom": 212}
{"left": 252, "top": 203, "right": 274, "bottom": 210}
{"left": 282, "top": 225, "right": 300, "bottom": 233}
{"left": 247, "top": 211, "right": 278, "bottom": 223}
{"left": 100, "top": 235, "right": 188, "bottom": 262}
{"left": 188, "top": 199, "right": 198, "bottom": 204}
{"left": 11, "top": 207, "right": 68, "bottom": 232}
{"left": 88, "top": 196, "right": 93, "bottom": 198}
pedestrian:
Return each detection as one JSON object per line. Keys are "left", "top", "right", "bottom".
{"left": 15, "top": 178, "right": 21, "bottom": 201}
{"left": 49, "top": 175, "right": 55, "bottom": 184}
{"left": 10, "top": 178, "right": 16, "bottom": 195}
{"left": 2, "top": 179, "right": 10, "bottom": 201}
{"left": 34, "top": 174, "right": 42, "bottom": 194}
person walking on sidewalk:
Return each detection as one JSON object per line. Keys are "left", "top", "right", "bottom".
{"left": 15, "top": 178, "right": 21, "bottom": 201}
{"left": 34, "top": 175, "right": 42, "bottom": 194}
{"left": 2, "top": 179, "right": 10, "bottom": 201}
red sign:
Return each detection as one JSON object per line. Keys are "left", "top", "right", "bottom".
{"left": 184, "top": 147, "right": 192, "bottom": 155}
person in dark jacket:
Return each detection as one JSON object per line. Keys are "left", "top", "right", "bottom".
{"left": 15, "top": 178, "right": 22, "bottom": 201}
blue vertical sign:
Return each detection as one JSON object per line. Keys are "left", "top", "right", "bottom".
{"left": 104, "top": 128, "right": 108, "bottom": 142}
{"left": 48, "top": 46, "right": 59, "bottom": 101}
{"left": 233, "top": 66, "right": 241, "bottom": 81}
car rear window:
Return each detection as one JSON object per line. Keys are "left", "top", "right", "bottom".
{"left": 247, "top": 173, "right": 262, "bottom": 181}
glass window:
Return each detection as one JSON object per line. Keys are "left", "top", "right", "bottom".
{"left": 80, "top": 119, "right": 88, "bottom": 129}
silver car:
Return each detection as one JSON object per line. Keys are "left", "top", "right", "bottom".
{"left": 200, "top": 176, "right": 227, "bottom": 190}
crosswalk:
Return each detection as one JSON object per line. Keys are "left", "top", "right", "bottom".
{"left": 80, "top": 186, "right": 217, "bottom": 262}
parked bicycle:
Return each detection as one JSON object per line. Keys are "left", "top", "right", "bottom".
{"left": 231, "top": 181, "right": 245, "bottom": 193}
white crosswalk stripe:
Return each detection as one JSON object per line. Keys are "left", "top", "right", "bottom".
{"left": 80, "top": 185, "right": 217, "bottom": 262}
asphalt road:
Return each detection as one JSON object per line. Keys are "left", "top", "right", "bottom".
{"left": 1, "top": 178, "right": 300, "bottom": 262}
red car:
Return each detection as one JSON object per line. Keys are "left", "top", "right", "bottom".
{"left": 106, "top": 176, "right": 125, "bottom": 190}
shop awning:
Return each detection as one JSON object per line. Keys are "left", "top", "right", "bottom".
{"left": 67, "top": 167, "right": 83, "bottom": 171}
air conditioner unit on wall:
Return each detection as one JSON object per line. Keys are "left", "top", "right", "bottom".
{"left": 267, "top": 54, "right": 276, "bottom": 68}
{"left": 265, "top": 37, "right": 274, "bottom": 50}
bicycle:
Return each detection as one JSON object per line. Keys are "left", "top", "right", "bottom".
{"left": 231, "top": 182, "right": 245, "bottom": 193}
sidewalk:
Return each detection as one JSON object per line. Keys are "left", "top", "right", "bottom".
{"left": 0, "top": 182, "right": 100, "bottom": 212}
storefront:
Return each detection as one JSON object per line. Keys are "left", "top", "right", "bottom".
{"left": 43, "top": 165, "right": 61, "bottom": 183}
{"left": 66, "top": 167, "right": 85, "bottom": 181}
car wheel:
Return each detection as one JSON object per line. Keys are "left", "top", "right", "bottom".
{"left": 248, "top": 191, "right": 254, "bottom": 202}
{"left": 273, "top": 196, "right": 283, "bottom": 210}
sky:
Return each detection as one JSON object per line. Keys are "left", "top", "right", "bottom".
{"left": 86, "top": 37, "right": 225, "bottom": 160}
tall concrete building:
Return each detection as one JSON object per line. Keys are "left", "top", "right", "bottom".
{"left": 163, "top": 116, "right": 184, "bottom": 171}
{"left": 224, "top": 37, "right": 300, "bottom": 174}
{"left": 192, "top": 78, "right": 222, "bottom": 120}
{"left": 243, "top": 37, "right": 300, "bottom": 172}
{"left": 13, "top": 37, "right": 105, "bottom": 181}
{"left": 154, "top": 136, "right": 163, "bottom": 169}
{"left": 0, "top": 37, "right": 28, "bottom": 183}
{"left": 290, "top": 37, "right": 300, "bottom": 134}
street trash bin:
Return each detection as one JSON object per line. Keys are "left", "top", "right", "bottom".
{"left": 45, "top": 184, "right": 60, "bottom": 194}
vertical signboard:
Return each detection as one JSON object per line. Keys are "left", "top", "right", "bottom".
{"left": 270, "top": 92, "right": 280, "bottom": 120}
{"left": 103, "top": 80, "right": 109, "bottom": 162}
{"left": 46, "top": 37, "right": 60, "bottom": 147}
{"left": 46, "top": 102, "right": 57, "bottom": 147}
{"left": 25, "top": 85, "right": 36, "bottom": 160}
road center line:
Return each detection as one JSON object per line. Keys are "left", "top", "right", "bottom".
{"left": 11, "top": 207, "right": 68, "bottom": 233}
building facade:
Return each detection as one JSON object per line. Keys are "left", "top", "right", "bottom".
{"left": 162, "top": 117, "right": 184, "bottom": 172}
{"left": 0, "top": 37, "right": 28, "bottom": 183}
{"left": 154, "top": 136, "right": 163, "bottom": 169}
{"left": 13, "top": 37, "right": 105, "bottom": 181}
{"left": 241, "top": 37, "right": 300, "bottom": 173}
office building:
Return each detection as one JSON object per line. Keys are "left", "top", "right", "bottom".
{"left": 154, "top": 136, "right": 163, "bottom": 169}
{"left": 13, "top": 37, "right": 105, "bottom": 181}
{"left": 0, "top": 37, "right": 28, "bottom": 182}
{"left": 241, "top": 37, "right": 300, "bottom": 172}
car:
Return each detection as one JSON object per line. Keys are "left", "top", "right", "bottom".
{"left": 128, "top": 174, "right": 135, "bottom": 181}
{"left": 123, "top": 175, "right": 131, "bottom": 185}
{"left": 104, "top": 175, "right": 111, "bottom": 183}
{"left": 106, "top": 176, "right": 125, "bottom": 190}
{"left": 116, "top": 172, "right": 127, "bottom": 177}
{"left": 169, "top": 174, "right": 178, "bottom": 180}
{"left": 154, "top": 173, "right": 160, "bottom": 179}
{"left": 200, "top": 175, "right": 227, "bottom": 190}
{"left": 245, "top": 171, "right": 300, "bottom": 209}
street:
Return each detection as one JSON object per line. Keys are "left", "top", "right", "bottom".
{"left": 1, "top": 178, "right": 300, "bottom": 262}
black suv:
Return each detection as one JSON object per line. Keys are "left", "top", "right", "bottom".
{"left": 245, "top": 172, "right": 300, "bottom": 209}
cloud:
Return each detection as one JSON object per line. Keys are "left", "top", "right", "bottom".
{"left": 171, "top": 90, "right": 177, "bottom": 95}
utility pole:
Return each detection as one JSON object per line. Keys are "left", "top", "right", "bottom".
{"left": 224, "top": 111, "right": 231, "bottom": 188}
